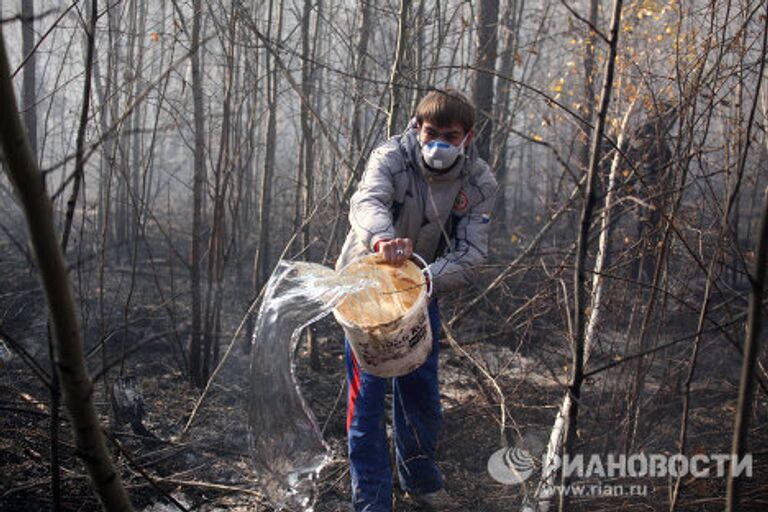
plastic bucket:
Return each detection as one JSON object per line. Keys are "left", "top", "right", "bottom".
{"left": 333, "top": 253, "right": 433, "bottom": 377}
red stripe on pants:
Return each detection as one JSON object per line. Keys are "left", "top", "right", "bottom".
{"left": 347, "top": 353, "right": 361, "bottom": 433}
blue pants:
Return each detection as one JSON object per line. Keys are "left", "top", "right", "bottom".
{"left": 344, "top": 298, "right": 444, "bottom": 512}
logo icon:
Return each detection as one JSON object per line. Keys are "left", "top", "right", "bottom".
{"left": 487, "top": 431, "right": 544, "bottom": 485}
{"left": 452, "top": 191, "right": 469, "bottom": 213}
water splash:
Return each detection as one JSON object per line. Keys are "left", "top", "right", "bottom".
{"left": 248, "top": 260, "right": 374, "bottom": 511}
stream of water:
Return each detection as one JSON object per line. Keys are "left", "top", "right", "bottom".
{"left": 248, "top": 260, "right": 374, "bottom": 511}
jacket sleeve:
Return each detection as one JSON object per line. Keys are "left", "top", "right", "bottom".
{"left": 428, "top": 162, "right": 498, "bottom": 294}
{"left": 348, "top": 143, "right": 400, "bottom": 251}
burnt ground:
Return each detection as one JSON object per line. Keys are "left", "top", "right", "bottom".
{"left": 2, "top": 263, "right": 768, "bottom": 512}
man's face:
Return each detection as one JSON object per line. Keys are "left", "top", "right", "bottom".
{"left": 418, "top": 120, "right": 471, "bottom": 147}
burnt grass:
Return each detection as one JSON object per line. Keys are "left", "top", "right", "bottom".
{"left": 1, "top": 252, "right": 767, "bottom": 511}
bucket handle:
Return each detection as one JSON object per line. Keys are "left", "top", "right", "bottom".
{"left": 410, "top": 253, "right": 433, "bottom": 297}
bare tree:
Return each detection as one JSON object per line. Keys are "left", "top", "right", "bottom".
{"left": 20, "top": 0, "right": 37, "bottom": 159}
{"left": 299, "top": 0, "right": 319, "bottom": 369}
{"left": 726, "top": 186, "right": 768, "bottom": 510}
{"left": 726, "top": 12, "right": 768, "bottom": 508}
{"left": 387, "top": 0, "right": 410, "bottom": 138}
{"left": 189, "top": 0, "right": 207, "bottom": 387}
{"left": 350, "top": 0, "right": 372, "bottom": 171}
{"left": 253, "top": 0, "right": 285, "bottom": 303}
{"left": 0, "top": 21, "right": 134, "bottom": 512}
{"left": 472, "top": 0, "right": 499, "bottom": 161}
{"left": 489, "top": 0, "right": 523, "bottom": 232}
{"left": 558, "top": 1, "right": 623, "bottom": 510}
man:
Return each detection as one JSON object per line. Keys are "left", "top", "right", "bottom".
{"left": 336, "top": 88, "right": 498, "bottom": 511}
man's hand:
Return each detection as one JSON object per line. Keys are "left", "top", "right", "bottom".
{"left": 377, "top": 238, "right": 413, "bottom": 265}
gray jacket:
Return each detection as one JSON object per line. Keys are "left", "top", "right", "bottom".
{"left": 336, "top": 121, "right": 499, "bottom": 294}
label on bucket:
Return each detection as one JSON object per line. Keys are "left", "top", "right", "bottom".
{"left": 355, "top": 308, "right": 431, "bottom": 370}
{"left": 406, "top": 315, "right": 429, "bottom": 348}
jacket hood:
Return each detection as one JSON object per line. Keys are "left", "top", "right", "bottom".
{"left": 399, "top": 118, "right": 482, "bottom": 182}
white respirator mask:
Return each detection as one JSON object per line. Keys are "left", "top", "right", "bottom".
{"left": 420, "top": 133, "right": 468, "bottom": 171}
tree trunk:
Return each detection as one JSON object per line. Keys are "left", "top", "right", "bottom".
{"left": 526, "top": 101, "right": 634, "bottom": 512}
{"left": 472, "top": 0, "right": 499, "bottom": 162}
{"left": 299, "top": 0, "right": 320, "bottom": 370}
{"left": 202, "top": 1, "right": 238, "bottom": 382}
{"left": 559, "top": 1, "right": 623, "bottom": 510}
{"left": 725, "top": 186, "right": 767, "bottom": 511}
{"left": 726, "top": 11, "right": 768, "bottom": 509}
{"left": 20, "top": 0, "right": 37, "bottom": 159}
{"left": 189, "top": 0, "right": 207, "bottom": 387}
{"left": 253, "top": 0, "right": 284, "bottom": 294}
{"left": 0, "top": 23, "right": 134, "bottom": 512}
{"left": 578, "top": 0, "right": 600, "bottom": 173}
{"left": 387, "top": 0, "right": 410, "bottom": 138}
{"left": 489, "top": 0, "right": 519, "bottom": 235}
{"left": 350, "top": 0, "right": 371, "bottom": 161}
{"left": 129, "top": 0, "right": 148, "bottom": 253}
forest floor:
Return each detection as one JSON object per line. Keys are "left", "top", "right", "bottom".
{"left": 2, "top": 263, "right": 768, "bottom": 511}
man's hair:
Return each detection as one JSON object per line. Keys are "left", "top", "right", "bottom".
{"left": 415, "top": 88, "right": 475, "bottom": 133}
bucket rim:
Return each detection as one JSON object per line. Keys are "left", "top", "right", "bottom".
{"left": 332, "top": 252, "right": 431, "bottom": 330}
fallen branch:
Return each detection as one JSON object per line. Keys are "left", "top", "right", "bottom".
{"left": 154, "top": 478, "right": 267, "bottom": 499}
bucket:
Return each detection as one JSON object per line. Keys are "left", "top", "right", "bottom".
{"left": 333, "top": 253, "right": 433, "bottom": 378}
